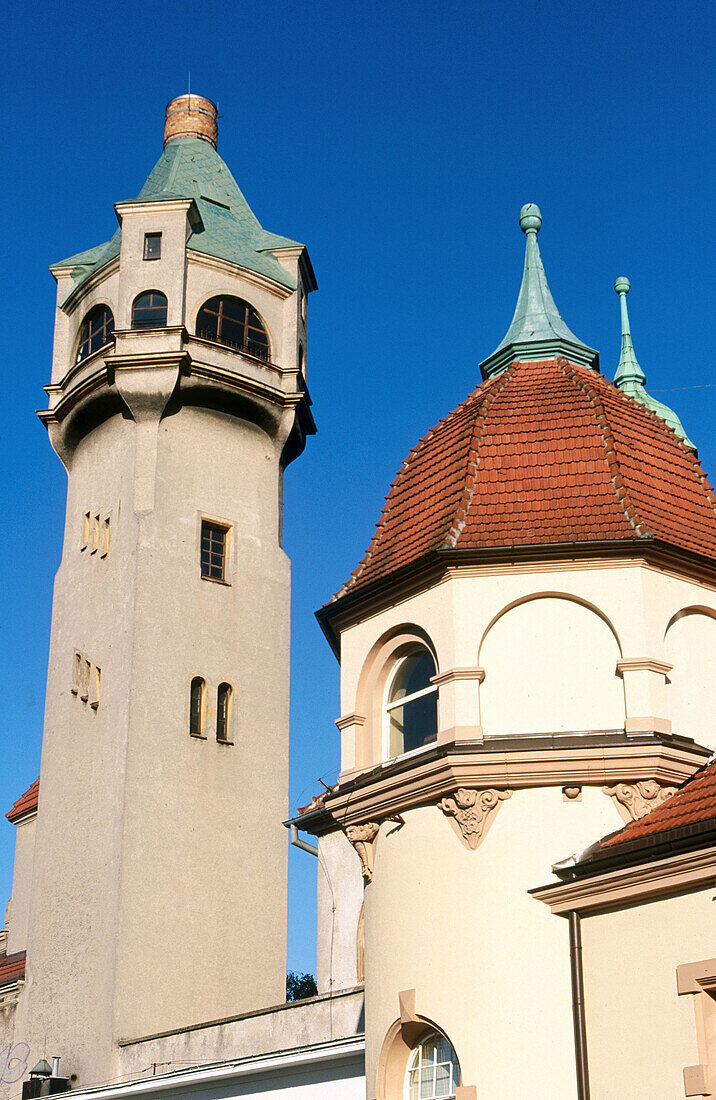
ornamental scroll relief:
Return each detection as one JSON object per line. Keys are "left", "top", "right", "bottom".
{"left": 438, "top": 788, "right": 513, "bottom": 850}
{"left": 602, "top": 780, "right": 677, "bottom": 823}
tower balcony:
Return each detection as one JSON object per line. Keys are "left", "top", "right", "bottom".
{"left": 38, "top": 323, "right": 315, "bottom": 468}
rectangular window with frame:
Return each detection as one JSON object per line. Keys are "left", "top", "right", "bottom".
{"left": 143, "top": 232, "right": 162, "bottom": 260}
{"left": 200, "top": 520, "right": 229, "bottom": 582}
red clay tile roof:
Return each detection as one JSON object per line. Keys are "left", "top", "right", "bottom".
{"left": 602, "top": 760, "right": 716, "bottom": 849}
{"left": 6, "top": 779, "right": 39, "bottom": 824}
{"left": 330, "top": 357, "right": 716, "bottom": 601}
{"left": 0, "top": 951, "right": 26, "bottom": 988}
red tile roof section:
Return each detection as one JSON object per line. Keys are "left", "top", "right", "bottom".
{"left": 0, "top": 951, "right": 26, "bottom": 989}
{"left": 6, "top": 779, "right": 39, "bottom": 824}
{"left": 602, "top": 760, "right": 716, "bottom": 848}
{"left": 331, "top": 357, "right": 716, "bottom": 601}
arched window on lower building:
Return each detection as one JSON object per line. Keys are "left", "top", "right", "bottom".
{"left": 189, "top": 677, "right": 205, "bottom": 737}
{"left": 405, "top": 1032, "right": 461, "bottom": 1099}
{"left": 216, "top": 682, "right": 233, "bottom": 742}
{"left": 385, "top": 646, "right": 437, "bottom": 758}
{"left": 132, "top": 291, "right": 167, "bottom": 329}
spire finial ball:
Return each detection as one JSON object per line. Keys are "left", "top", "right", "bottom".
{"left": 614, "top": 275, "right": 631, "bottom": 295}
{"left": 519, "top": 203, "right": 542, "bottom": 234}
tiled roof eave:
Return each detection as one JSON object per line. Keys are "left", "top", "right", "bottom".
{"left": 557, "top": 817, "right": 716, "bottom": 882}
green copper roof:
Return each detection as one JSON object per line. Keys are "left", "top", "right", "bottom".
{"left": 613, "top": 276, "right": 695, "bottom": 449}
{"left": 481, "top": 204, "right": 598, "bottom": 378}
{"left": 53, "top": 137, "right": 303, "bottom": 299}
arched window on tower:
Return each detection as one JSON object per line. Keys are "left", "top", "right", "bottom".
{"left": 216, "top": 682, "right": 233, "bottom": 743}
{"left": 132, "top": 290, "right": 167, "bottom": 329}
{"left": 76, "top": 304, "right": 114, "bottom": 362}
{"left": 405, "top": 1032, "right": 461, "bottom": 1100}
{"left": 189, "top": 677, "right": 206, "bottom": 737}
{"left": 196, "top": 295, "right": 270, "bottom": 361}
{"left": 385, "top": 646, "right": 437, "bottom": 758}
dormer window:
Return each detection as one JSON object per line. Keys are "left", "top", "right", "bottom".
{"left": 132, "top": 291, "right": 168, "bottom": 329}
{"left": 196, "top": 295, "right": 270, "bottom": 361}
{"left": 76, "top": 305, "right": 114, "bottom": 363}
{"left": 143, "top": 233, "right": 162, "bottom": 260}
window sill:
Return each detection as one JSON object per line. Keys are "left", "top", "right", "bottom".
{"left": 190, "top": 733, "right": 207, "bottom": 740}
{"left": 381, "top": 739, "right": 438, "bottom": 768}
{"left": 216, "top": 739, "right": 234, "bottom": 746}
{"left": 200, "top": 574, "right": 231, "bottom": 587}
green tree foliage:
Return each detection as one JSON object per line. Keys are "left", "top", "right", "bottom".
{"left": 286, "top": 970, "right": 318, "bottom": 1001}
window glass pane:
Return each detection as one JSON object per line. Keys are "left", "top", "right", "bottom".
{"left": 194, "top": 295, "right": 269, "bottom": 358}
{"left": 77, "top": 306, "right": 114, "bottom": 362}
{"left": 389, "top": 649, "right": 436, "bottom": 704}
{"left": 132, "top": 292, "right": 167, "bottom": 328}
{"left": 144, "top": 233, "right": 161, "bottom": 259}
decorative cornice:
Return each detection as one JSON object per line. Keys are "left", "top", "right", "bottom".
{"left": 616, "top": 657, "right": 673, "bottom": 675}
{"left": 438, "top": 788, "right": 512, "bottom": 849}
{"left": 532, "top": 844, "right": 716, "bottom": 915}
{"left": 317, "top": 739, "right": 706, "bottom": 830}
{"left": 431, "top": 667, "right": 485, "bottom": 687}
{"left": 336, "top": 712, "right": 367, "bottom": 731}
{"left": 602, "top": 780, "right": 677, "bottom": 822}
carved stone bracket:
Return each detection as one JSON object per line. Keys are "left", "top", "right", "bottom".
{"left": 603, "top": 780, "right": 677, "bottom": 823}
{"left": 345, "top": 821, "right": 381, "bottom": 881}
{"left": 438, "top": 788, "right": 512, "bottom": 850}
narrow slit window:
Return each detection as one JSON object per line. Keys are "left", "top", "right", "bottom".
{"left": 91, "top": 514, "right": 100, "bottom": 553}
{"left": 90, "top": 666, "right": 101, "bottom": 709}
{"left": 81, "top": 660, "right": 91, "bottom": 702}
{"left": 190, "top": 677, "right": 205, "bottom": 737}
{"left": 71, "top": 651, "right": 82, "bottom": 694}
{"left": 200, "top": 521, "right": 228, "bottom": 581}
{"left": 143, "top": 233, "right": 162, "bottom": 260}
{"left": 101, "top": 516, "right": 110, "bottom": 557}
{"left": 81, "top": 511, "right": 90, "bottom": 550}
{"left": 216, "top": 682, "right": 232, "bottom": 742}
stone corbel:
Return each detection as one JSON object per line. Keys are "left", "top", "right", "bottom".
{"left": 438, "top": 788, "right": 512, "bottom": 850}
{"left": 344, "top": 821, "right": 381, "bottom": 881}
{"left": 603, "top": 780, "right": 677, "bottom": 823}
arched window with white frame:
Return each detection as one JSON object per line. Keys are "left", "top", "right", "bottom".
{"left": 405, "top": 1031, "right": 461, "bottom": 1099}
{"left": 385, "top": 646, "right": 437, "bottom": 758}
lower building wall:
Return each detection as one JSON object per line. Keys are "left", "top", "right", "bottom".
{"left": 364, "top": 785, "right": 623, "bottom": 1099}
{"left": 580, "top": 886, "right": 716, "bottom": 1099}
{"left": 115, "top": 988, "right": 365, "bottom": 1083}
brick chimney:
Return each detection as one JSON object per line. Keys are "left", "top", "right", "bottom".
{"left": 163, "top": 94, "right": 218, "bottom": 148}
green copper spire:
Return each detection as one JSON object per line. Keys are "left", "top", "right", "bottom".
{"left": 613, "top": 276, "right": 695, "bottom": 449}
{"left": 480, "top": 204, "right": 598, "bottom": 379}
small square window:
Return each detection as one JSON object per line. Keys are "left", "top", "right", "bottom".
{"left": 200, "top": 520, "right": 230, "bottom": 582}
{"left": 143, "top": 233, "right": 162, "bottom": 260}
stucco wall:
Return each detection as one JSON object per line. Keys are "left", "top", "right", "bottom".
{"left": 581, "top": 886, "right": 716, "bottom": 1099}
{"left": 317, "top": 830, "right": 364, "bottom": 994}
{"left": 5, "top": 815, "right": 36, "bottom": 957}
{"left": 364, "top": 788, "right": 624, "bottom": 1098}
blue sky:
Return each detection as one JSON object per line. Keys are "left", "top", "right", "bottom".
{"left": 0, "top": 0, "right": 713, "bottom": 975}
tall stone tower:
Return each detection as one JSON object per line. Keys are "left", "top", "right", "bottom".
{"left": 12, "top": 94, "right": 315, "bottom": 1088}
